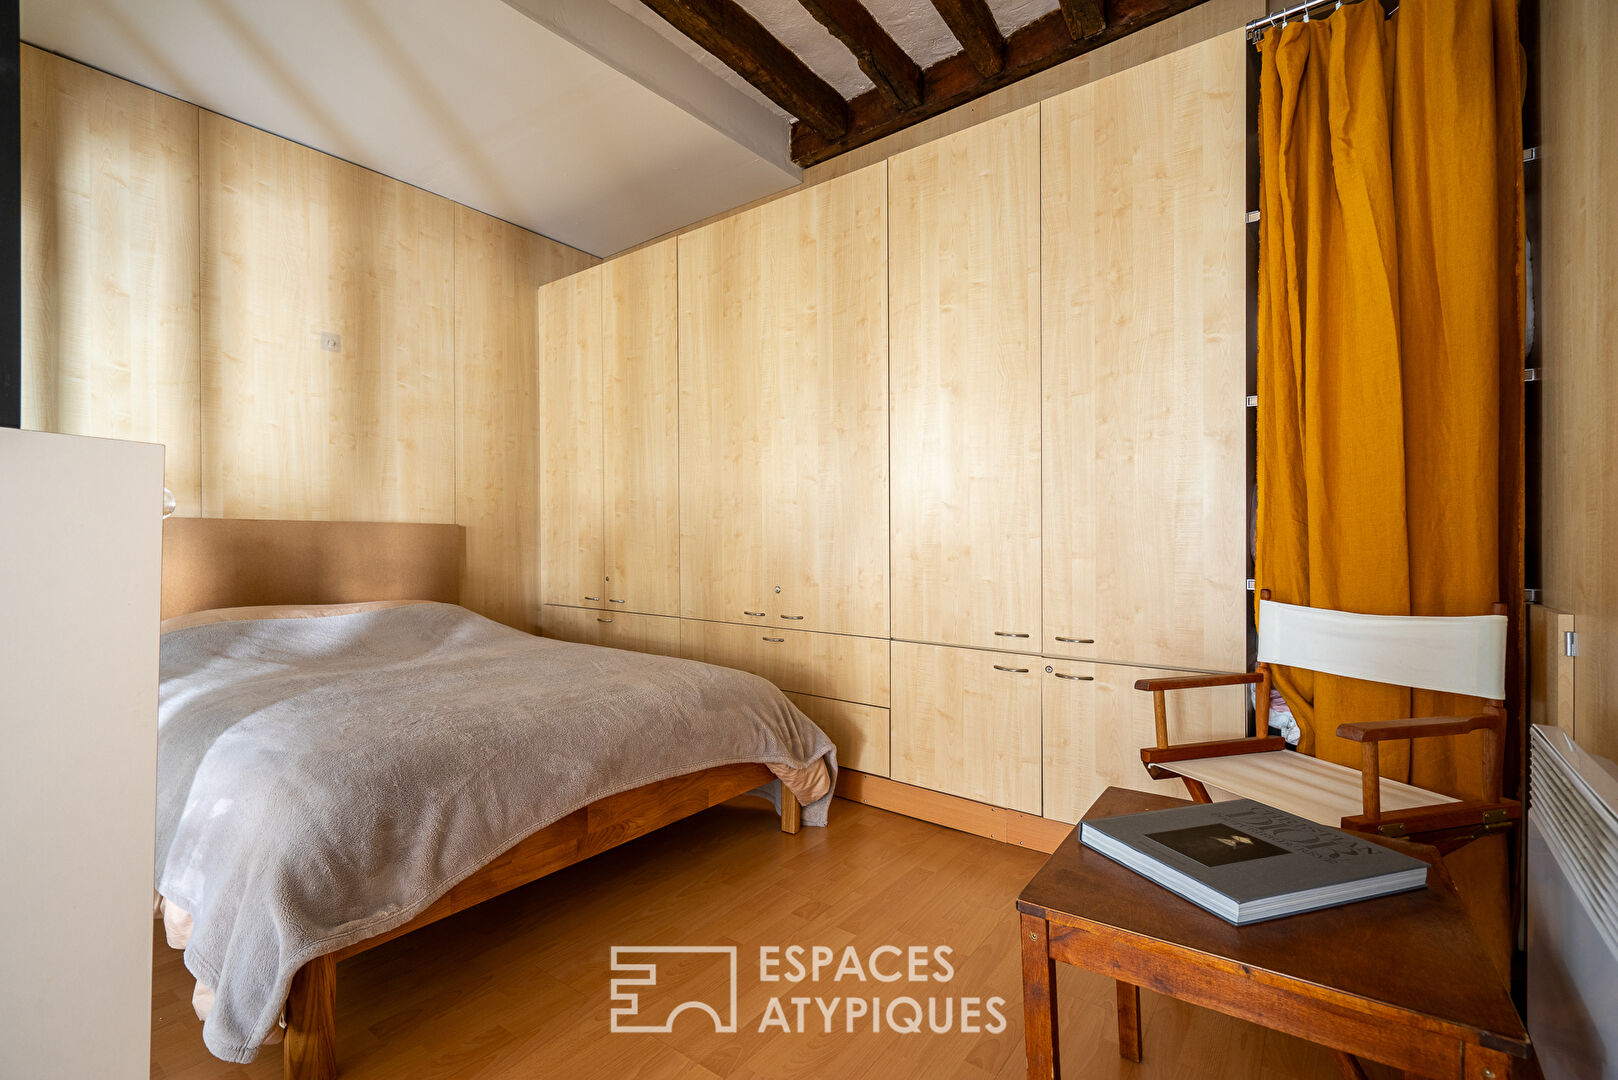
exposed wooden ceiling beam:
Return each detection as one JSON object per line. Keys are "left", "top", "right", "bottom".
{"left": 797, "top": 0, "right": 924, "bottom": 110}
{"left": 1058, "top": 0, "right": 1106, "bottom": 39}
{"left": 926, "top": 0, "right": 1005, "bottom": 79}
{"left": 638, "top": 0, "right": 849, "bottom": 141}
{"left": 791, "top": 0, "right": 1211, "bottom": 166}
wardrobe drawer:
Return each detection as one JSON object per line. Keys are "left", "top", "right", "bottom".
{"left": 677, "top": 619, "right": 889, "bottom": 707}
{"left": 890, "top": 641, "right": 1041, "bottom": 814}
{"left": 784, "top": 692, "right": 888, "bottom": 776}
{"left": 542, "top": 605, "right": 681, "bottom": 657}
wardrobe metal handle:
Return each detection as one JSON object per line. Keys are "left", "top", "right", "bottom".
{"left": 598, "top": 617, "right": 613, "bottom": 624}
{"left": 762, "top": 636, "right": 786, "bottom": 643}
{"left": 1052, "top": 672, "right": 1093, "bottom": 681}
{"left": 780, "top": 614, "right": 805, "bottom": 620}
{"left": 1054, "top": 636, "right": 1095, "bottom": 644}
{"left": 584, "top": 596, "right": 601, "bottom": 602}
{"left": 608, "top": 598, "right": 626, "bottom": 604}
{"left": 993, "top": 664, "right": 1029, "bottom": 673}
{"left": 994, "top": 631, "right": 1030, "bottom": 638}
{"left": 743, "top": 610, "right": 767, "bottom": 617}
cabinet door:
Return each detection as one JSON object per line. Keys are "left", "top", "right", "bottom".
{"left": 891, "top": 641, "right": 1042, "bottom": 813}
{"left": 891, "top": 107, "right": 1042, "bottom": 652}
{"left": 678, "top": 618, "right": 889, "bottom": 707}
{"left": 679, "top": 166, "right": 888, "bottom": 637}
{"left": 539, "top": 267, "right": 604, "bottom": 609}
{"left": 1041, "top": 32, "right": 1247, "bottom": 670}
{"left": 784, "top": 693, "right": 889, "bottom": 777}
{"left": 764, "top": 165, "right": 889, "bottom": 638}
{"left": 542, "top": 604, "right": 680, "bottom": 657}
{"left": 1042, "top": 660, "right": 1247, "bottom": 824}
{"left": 678, "top": 212, "right": 772, "bottom": 624}
{"left": 602, "top": 239, "right": 679, "bottom": 617}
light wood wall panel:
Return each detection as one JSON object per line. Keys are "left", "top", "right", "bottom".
{"left": 679, "top": 165, "right": 889, "bottom": 637}
{"left": 539, "top": 266, "right": 605, "bottom": 609}
{"left": 1540, "top": 0, "right": 1618, "bottom": 762}
{"left": 890, "top": 106, "right": 1042, "bottom": 652}
{"left": 602, "top": 239, "right": 680, "bottom": 616}
{"left": 200, "top": 112, "right": 456, "bottom": 522}
{"left": 20, "top": 46, "right": 202, "bottom": 514}
{"left": 1041, "top": 660, "right": 1245, "bottom": 824}
{"left": 457, "top": 206, "right": 597, "bottom": 632}
{"left": 1040, "top": 31, "right": 1247, "bottom": 672}
{"left": 891, "top": 640, "right": 1042, "bottom": 813}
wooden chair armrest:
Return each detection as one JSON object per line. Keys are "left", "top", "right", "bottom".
{"left": 1340, "top": 799, "right": 1521, "bottom": 838}
{"left": 1133, "top": 672, "right": 1264, "bottom": 692}
{"left": 1141, "top": 736, "right": 1287, "bottom": 766}
{"left": 1336, "top": 714, "right": 1505, "bottom": 742}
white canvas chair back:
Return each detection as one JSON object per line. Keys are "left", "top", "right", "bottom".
{"left": 1256, "top": 599, "right": 1507, "bottom": 700}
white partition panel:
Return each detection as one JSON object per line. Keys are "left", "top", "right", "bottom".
{"left": 0, "top": 429, "right": 163, "bottom": 1079}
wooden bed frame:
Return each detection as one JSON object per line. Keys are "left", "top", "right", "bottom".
{"left": 159, "top": 519, "right": 803, "bottom": 1080}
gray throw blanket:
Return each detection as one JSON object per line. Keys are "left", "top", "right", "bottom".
{"left": 156, "top": 603, "right": 835, "bottom": 1063}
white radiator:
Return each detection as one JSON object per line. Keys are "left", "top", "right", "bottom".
{"left": 1527, "top": 724, "right": 1618, "bottom": 1079}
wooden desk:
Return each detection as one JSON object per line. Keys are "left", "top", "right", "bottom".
{"left": 1016, "top": 788, "right": 1529, "bottom": 1080}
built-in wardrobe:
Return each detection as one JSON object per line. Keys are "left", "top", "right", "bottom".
{"left": 539, "top": 29, "right": 1250, "bottom": 831}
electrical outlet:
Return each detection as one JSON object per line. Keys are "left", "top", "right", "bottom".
{"left": 319, "top": 331, "right": 341, "bottom": 353}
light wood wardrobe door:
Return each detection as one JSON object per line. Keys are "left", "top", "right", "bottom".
{"left": 1042, "top": 660, "right": 1245, "bottom": 824}
{"left": 542, "top": 604, "right": 680, "bottom": 657}
{"left": 764, "top": 165, "right": 889, "bottom": 638}
{"left": 891, "top": 107, "right": 1041, "bottom": 652}
{"left": 539, "top": 267, "right": 605, "bottom": 609}
{"left": 1041, "top": 31, "right": 1247, "bottom": 671}
{"left": 602, "top": 239, "right": 679, "bottom": 617}
{"left": 678, "top": 211, "right": 772, "bottom": 625}
{"left": 680, "top": 165, "right": 888, "bottom": 637}
{"left": 891, "top": 640, "right": 1042, "bottom": 813}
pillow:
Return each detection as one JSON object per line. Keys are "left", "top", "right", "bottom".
{"left": 160, "top": 599, "right": 431, "bottom": 635}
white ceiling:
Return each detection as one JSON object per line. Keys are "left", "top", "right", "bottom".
{"left": 20, "top": 0, "right": 804, "bottom": 257}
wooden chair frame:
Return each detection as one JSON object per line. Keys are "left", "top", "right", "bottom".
{"left": 1136, "top": 598, "right": 1519, "bottom": 849}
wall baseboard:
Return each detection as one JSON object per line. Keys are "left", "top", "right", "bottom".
{"left": 833, "top": 769, "right": 1074, "bottom": 854}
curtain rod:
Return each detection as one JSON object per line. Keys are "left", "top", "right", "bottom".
{"left": 1245, "top": 0, "right": 1396, "bottom": 43}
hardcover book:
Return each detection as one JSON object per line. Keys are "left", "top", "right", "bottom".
{"left": 1080, "top": 799, "right": 1429, "bottom": 925}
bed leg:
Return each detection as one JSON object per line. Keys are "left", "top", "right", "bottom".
{"left": 284, "top": 954, "right": 337, "bottom": 1080}
{"left": 780, "top": 788, "right": 802, "bottom": 834}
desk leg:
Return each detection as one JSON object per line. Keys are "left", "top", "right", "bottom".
{"left": 1464, "top": 1045, "right": 1514, "bottom": 1080}
{"left": 1115, "top": 981, "right": 1142, "bottom": 1062}
{"left": 1020, "top": 913, "right": 1060, "bottom": 1080}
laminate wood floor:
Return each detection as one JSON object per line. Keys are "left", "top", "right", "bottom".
{"left": 151, "top": 797, "right": 1353, "bottom": 1080}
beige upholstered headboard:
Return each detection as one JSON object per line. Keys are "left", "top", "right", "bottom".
{"left": 161, "top": 519, "right": 464, "bottom": 619}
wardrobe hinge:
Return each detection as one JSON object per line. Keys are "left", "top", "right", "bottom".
{"left": 1524, "top": 368, "right": 1541, "bottom": 383}
{"left": 1565, "top": 631, "right": 1578, "bottom": 658}
{"left": 1245, "top": 395, "right": 1258, "bottom": 408}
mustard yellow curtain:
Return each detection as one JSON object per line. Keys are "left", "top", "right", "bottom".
{"left": 1255, "top": 0, "right": 1525, "bottom": 794}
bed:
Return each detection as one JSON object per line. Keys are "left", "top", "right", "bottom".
{"left": 155, "top": 519, "right": 836, "bottom": 1080}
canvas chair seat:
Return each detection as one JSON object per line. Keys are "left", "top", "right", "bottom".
{"left": 1170, "top": 750, "right": 1457, "bottom": 829}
